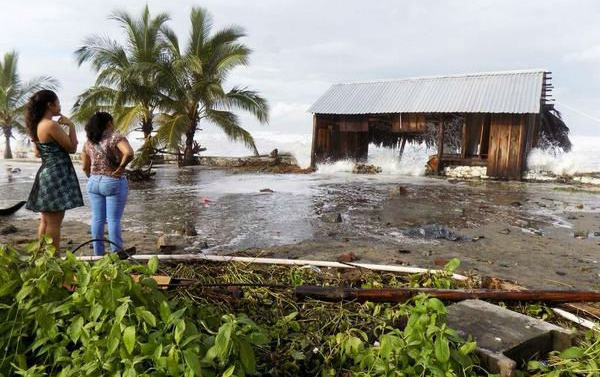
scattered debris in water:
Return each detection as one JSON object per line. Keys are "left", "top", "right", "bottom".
{"left": 403, "top": 224, "right": 463, "bottom": 241}
{"left": 352, "top": 163, "right": 382, "bottom": 174}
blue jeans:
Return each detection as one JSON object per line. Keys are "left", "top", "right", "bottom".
{"left": 86, "top": 175, "right": 128, "bottom": 255}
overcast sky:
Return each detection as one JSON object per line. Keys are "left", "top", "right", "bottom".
{"left": 2, "top": 0, "right": 600, "bottom": 139}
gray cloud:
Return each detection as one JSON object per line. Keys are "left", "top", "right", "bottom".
{"left": 2, "top": 0, "right": 600, "bottom": 139}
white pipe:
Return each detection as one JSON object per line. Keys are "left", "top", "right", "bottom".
{"left": 75, "top": 254, "right": 468, "bottom": 280}
{"left": 553, "top": 308, "right": 600, "bottom": 331}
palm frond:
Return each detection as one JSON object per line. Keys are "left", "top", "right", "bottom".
{"left": 187, "top": 7, "right": 213, "bottom": 57}
{"left": 71, "top": 86, "right": 120, "bottom": 124}
{"left": 206, "top": 109, "right": 258, "bottom": 154}
{"left": 0, "top": 51, "right": 58, "bottom": 134}
{"left": 161, "top": 24, "right": 180, "bottom": 57}
{"left": 215, "top": 87, "right": 269, "bottom": 124}
{"left": 0, "top": 51, "right": 19, "bottom": 89}
{"left": 155, "top": 113, "right": 190, "bottom": 151}
{"left": 208, "top": 26, "right": 246, "bottom": 48}
{"left": 114, "top": 104, "right": 147, "bottom": 134}
{"left": 540, "top": 106, "right": 572, "bottom": 152}
{"left": 75, "top": 35, "right": 130, "bottom": 69}
{"left": 210, "top": 43, "right": 251, "bottom": 77}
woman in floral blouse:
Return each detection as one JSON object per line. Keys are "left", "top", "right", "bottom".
{"left": 81, "top": 112, "right": 134, "bottom": 255}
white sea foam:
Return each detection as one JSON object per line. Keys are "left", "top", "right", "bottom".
{"left": 316, "top": 143, "right": 433, "bottom": 175}
{"left": 4, "top": 129, "right": 600, "bottom": 178}
{"left": 526, "top": 135, "right": 600, "bottom": 175}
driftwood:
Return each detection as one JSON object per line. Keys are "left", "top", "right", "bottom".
{"left": 125, "top": 162, "right": 156, "bottom": 182}
{"left": 294, "top": 286, "right": 600, "bottom": 303}
{"left": 74, "top": 255, "right": 468, "bottom": 280}
{"left": 0, "top": 201, "right": 26, "bottom": 216}
{"left": 482, "top": 276, "right": 600, "bottom": 326}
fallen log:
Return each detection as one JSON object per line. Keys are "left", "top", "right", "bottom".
{"left": 483, "top": 277, "right": 600, "bottom": 323}
{"left": 294, "top": 286, "right": 600, "bottom": 303}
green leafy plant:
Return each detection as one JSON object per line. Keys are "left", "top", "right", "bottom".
{"left": 409, "top": 258, "right": 462, "bottom": 289}
{"left": 528, "top": 330, "right": 600, "bottom": 377}
{"left": 320, "top": 295, "right": 480, "bottom": 377}
{"left": 0, "top": 238, "right": 266, "bottom": 377}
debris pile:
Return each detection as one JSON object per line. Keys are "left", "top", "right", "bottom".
{"left": 352, "top": 163, "right": 382, "bottom": 174}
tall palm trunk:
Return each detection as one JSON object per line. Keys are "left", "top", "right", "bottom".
{"left": 3, "top": 128, "right": 12, "bottom": 159}
{"left": 182, "top": 125, "right": 197, "bottom": 166}
{"left": 141, "top": 115, "right": 153, "bottom": 139}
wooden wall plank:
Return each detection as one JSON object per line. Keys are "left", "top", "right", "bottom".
{"left": 488, "top": 114, "right": 528, "bottom": 180}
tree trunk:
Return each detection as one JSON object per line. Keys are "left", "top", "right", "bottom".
{"left": 3, "top": 128, "right": 12, "bottom": 159}
{"left": 182, "top": 126, "right": 197, "bottom": 166}
{"left": 141, "top": 116, "right": 153, "bottom": 139}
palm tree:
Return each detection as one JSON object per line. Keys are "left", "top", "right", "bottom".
{"left": 156, "top": 7, "right": 268, "bottom": 166}
{"left": 0, "top": 51, "right": 57, "bottom": 159}
{"left": 73, "top": 5, "right": 173, "bottom": 139}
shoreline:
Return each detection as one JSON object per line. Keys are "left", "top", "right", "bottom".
{"left": 5, "top": 156, "right": 600, "bottom": 184}
{"left": 2, "top": 159, "right": 600, "bottom": 291}
{"left": 2, "top": 211, "right": 599, "bottom": 291}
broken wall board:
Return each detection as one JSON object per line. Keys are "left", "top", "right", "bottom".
{"left": 446, "top": 299, "right": 573, "bottom": 377}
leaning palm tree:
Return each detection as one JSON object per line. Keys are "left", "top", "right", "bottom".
{"left": 0, "top": 51, "right": 57, "bottom": 159}
{"left": 73, "top": 5, "right": 172, "bottom": 139}
{"left": 156, "top": 7, "right": 268, "bottom": 166}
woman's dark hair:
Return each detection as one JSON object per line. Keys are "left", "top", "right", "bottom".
{"left": 25, "top": 90, "right": 58, "bottom": 142}
{"left": 85, "top": 112, "right": 114, "bottom": 144}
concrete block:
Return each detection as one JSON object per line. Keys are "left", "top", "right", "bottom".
{"left": 446, "top": 299, "right": 574, "bottom": 377}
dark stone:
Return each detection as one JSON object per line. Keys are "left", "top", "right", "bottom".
{"left": 555, "top": 271, "right": 567, "bottom": 276}
{"left": 321, "top": 213, "right": 343, "bottom": 223}
{"left": 260, "top": 188, "right": 274, "bottom": 193}
{"left": 510, "top": 201, "right": 522, "bottom": 207}
{"left": 337, "top": 252, "right": 360, "bottom": 263}
{"left": 0, "top": 225, "right": 18, "bottom": 235}
{"left": 397, "top": 249, "right": 411, "bottom": 254}
{"left": 404, "top": 224, "right": 462, "bottom": 241}
{"left": 177, "top": 222, "right": 198, "bottom": 237}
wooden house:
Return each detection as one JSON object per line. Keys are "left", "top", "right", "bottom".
{"left": 308, "top": 70, "right": 569, "bottom": 180}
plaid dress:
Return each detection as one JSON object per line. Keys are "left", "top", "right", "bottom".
{"left": 26, "top": 142, "right": 84, "bottom": 213}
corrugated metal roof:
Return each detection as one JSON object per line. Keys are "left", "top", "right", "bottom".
{"left": 308, "top": 69, "right": 546, "bottom": 114}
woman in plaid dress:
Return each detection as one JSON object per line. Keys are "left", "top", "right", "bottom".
{"left": 25, "top": 90, "right": 84, "bottom": 251}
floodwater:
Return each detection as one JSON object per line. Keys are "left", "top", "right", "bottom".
{"left": 2, "top": 160, "right": 600, "bottom": 251}
{"left": 3, "top": 159, "right": 600, "bottom": 288}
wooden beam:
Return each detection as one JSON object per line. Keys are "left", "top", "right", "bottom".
{"left": 478, "top": 116, "right": 485, "bottom": 158}
{"left": 436, "top": 118, "right": 445, "bottom": 175}
{"left": 310, "top": 115, "right": 318, "bottom": 168}
{"left": 295, "top": 286, "right": 600, "bottom": 303}
{"left": 461, "top": 117, "right": 468, "bottom": 158}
